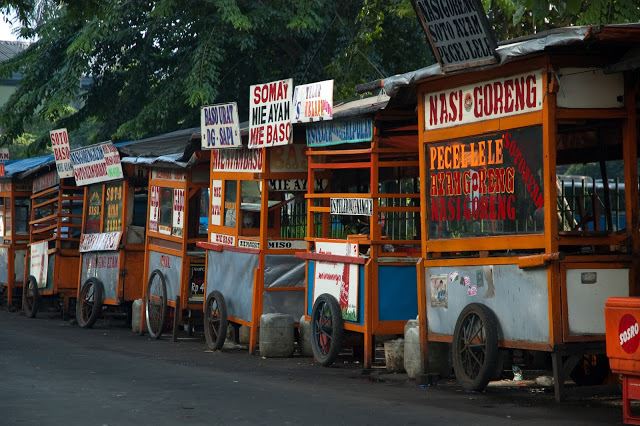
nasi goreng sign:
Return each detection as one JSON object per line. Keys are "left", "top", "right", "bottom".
{"left": 425, "top": 70, "right": 543, "bottom": 130}
{"left": 412, "top": 0, "right": 498, "bottom": 71}
{"left": 427, "top": 125, "right": 543, "bottom": 239}
{"left": 70, "top": 142, "right": 123, "bottom": 186}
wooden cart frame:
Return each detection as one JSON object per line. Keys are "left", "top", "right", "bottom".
{"left": 200, "top": 142, "right": 310, "bottom": 353}
{"left": 301, "top": 102, "right": 422, "bottom": 368}
{"left": 141, "top": 154, "right": 211, "bottom": 339}
{"left": 414, "top": 51, "right": 639, "bottom": 399}
{"left": 23, "top": 169, "right": 83, "bottom": 319}
{"left": 0, "top": 166, "right": 32, "bottom": 308}
{"left": 75, "top": 163, "right": 148, "bottom": 328}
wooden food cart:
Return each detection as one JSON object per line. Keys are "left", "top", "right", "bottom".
{"left": 0, "top": 156, "right": 50, "bottom": 308}
{"left": 198, "top": 134, "right": 310, "bottom": 353}
{"left": 133, "top": 129, "right": 211, "bottom": 339}
{"left": 395, "top": 25, "right": 640, "bottom": 399}
{"left": 22, "top": 163, "right": 83, "bottom": 319}
{"left": 74, "top": 142, "right": 147, "bottom": 328}
{"left": 300, "top": 96, "right": 421, "bottom": 368}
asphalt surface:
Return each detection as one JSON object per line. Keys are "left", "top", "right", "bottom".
{"left": 0, "top": 310, "right": 622, "bottom": 425}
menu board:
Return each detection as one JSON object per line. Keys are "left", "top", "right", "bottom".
{"left": 104, "top": 182, "right": 123, "bottom": 232}
{"left": 85, "top": 185, "right": 103, "bottom": 233}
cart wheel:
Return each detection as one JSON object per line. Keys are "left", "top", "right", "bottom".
{"left": 146, "top": 269, "right": 167, "bottom": 339}
{"left": 22, "top": 275, "right": 40, "bottom": 318}
{"left": 452, "top": 303, "right": 499, "bottom": 391}
{"left": 76, "top": 278, "right": 104, "bottom": 329}
{"left": 204, "top": 291, "right": 228, "bottom": 350}
{"left": 570, "top": 354, "right": 610, "bottom": 386}
{"left": 311, "top": 293, "right": 343, "bottom": 367}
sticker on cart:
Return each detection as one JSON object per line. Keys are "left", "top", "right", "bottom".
{"left": 210, "top": 232, "right": 235, "bottom": 246}
{"left": 30, "top": 241, "right": 49, "bottom": 289}
{"left": 430, "top": 274, "right": 448, "bottom": 308}
{"left": 619, "top": 314, "right": 640, "bottom": 354}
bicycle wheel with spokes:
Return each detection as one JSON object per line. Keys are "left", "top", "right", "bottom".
{"left": 145, "top": 269, "right": 167, "bottom": 339}
{"left": 204, "top": 291, "right": 228, "bottom": 350}
{"left": 22, "top": 275, "right": 40, "bottom": 318}
{"left": 452, "top": 303, "right": 499, "bottom": 391}
{"left": 76, "top": 277, "right": 104, "bottom": 328}
{"left": 310, "top": 293, "right": 343, "bottom": 367}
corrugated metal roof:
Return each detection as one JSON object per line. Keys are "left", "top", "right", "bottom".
{"left": 0, "top": 40, "right": 29, "bottom": 62}
{"left": 3, "top": 154, "right": 52, "bottom": 178}
{"left": 384, "top": 23, "right": 640, "bottom": 96}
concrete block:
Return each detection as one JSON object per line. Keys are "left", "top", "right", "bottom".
{"left": 384, "top": 338, "right": 405, "bottom": 373}
{"left": 238, "top": 325, "right": 250, "bottom": 344}
{"left": 259, "top": 313, "right": 294, "bottom": 358}
{"left": 404, "top": 324, "right": 451, "bottom": 379}
{"left": 131, "top": 299, "right": 143, "bottom": 334}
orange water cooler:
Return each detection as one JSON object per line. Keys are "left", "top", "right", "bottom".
{"left": 605, "top": 297, "right": 640, "bottom": 424}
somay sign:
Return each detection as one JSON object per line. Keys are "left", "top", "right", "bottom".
{"left": 201, "top": 102, "right": 241, "bottom": 149}
{"left": 291, "top": 80, "right": 333, "bottom": 123}
{"left": 70, "top": 142, "right": 123, "bottom": 186}
{"left": 425, "top": 71, "right": 543, "bottom": 130}
{"left": 413, "top": 0, "right": 498, "bottom": 71}
{"left": 249, "top": 78, "right": 293, "bottom": 148}
{"left": 50, "top": 128, "right": 74, "bottom": 178}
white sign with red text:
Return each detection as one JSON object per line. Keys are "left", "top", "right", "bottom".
{"left": 149, "top": 185, "right": 159, "bottom": 232}
{"left": 425, "top": 70, "right": 543, "bottom": 130}
{"left": 210, "top": 232, "right": 236, "bottom": 246}
{"left": 249, "top": 78, "right": 293, "bottom": 148}
{"left": 79, "top": 231, "right": 122, "bottom": 253}
{"left": 172, "top": 188, "right": 185, "bottom": 237}
{"left": 50, "top": 128, "right": 74, "bottom": 178}
{"left": 291, "top": 80, "right": 333, "bottom": 123}
{"left": 70, "top": 142, "right": 123, "bottom": 186}
{"left": 30, "top": 241, "right": 49, "bottom": 288}
{"left": 211, "top": 180, "right": 222, "bottom": 226}
{"left": 313, "top": 241, "right": 359, "bottom": 322}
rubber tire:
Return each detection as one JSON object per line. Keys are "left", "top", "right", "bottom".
{"left": 145, "top": 269, "right": 168, "bottom": 339}
{"left": 204, "top": 291, "right": 228, "bottom": 350}
{"left": 310, "top": 293, "right": 344, "bottom": 367}
{"left": 22, "top": 275, "right": 40, "bottom": 318}
{"left": 452, "top": 303, "right": 500, "bottom": 391}
{"left": 76, "top": 278, "right": 104, "bottom": 329}
{"left": 570, "top": 354, "right": 610, "bottom": 386}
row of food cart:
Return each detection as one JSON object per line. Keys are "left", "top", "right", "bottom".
{"left": 5, "top": 23, "right": 640, "bottom": 403}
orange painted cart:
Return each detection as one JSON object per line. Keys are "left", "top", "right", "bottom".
{"left": 75, "top": 147, "right": 148, "bottom": 328}
{"left": 389, "top": 25, "right": 640, "bottom": 400}
{"left": 199, "top": 135, "right": 310, "bottom": 353}
{"left": 136, "top": 129, "right": 211, "bottom": 339}
{"left": 22, "top": 165, "right": 83, "bottom": 319}
{"left": 300, "top": 97, "right": 421, "bottom": 368}
{"left": 0, "top": 156, "right": 49, "bottom": 309}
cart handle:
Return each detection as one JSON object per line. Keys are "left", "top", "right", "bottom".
{"left": 517, "top": 252, "right": 562, "bottom": 269}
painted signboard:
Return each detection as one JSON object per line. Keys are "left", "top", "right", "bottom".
{"left": 201, "top": 102, "right": 241, "bottom": 149}
{"left": 32, "top": 170, "right": 59, "bottom": 193}
{"left": 427, "top": 125, "right": 543, "bottom": 238}
{"left": 291, "top": 80, "right": 333, "bottom": 123}
{"left": 412, "top": 0, "right": 498, "bottom": 72}
{"left": 210, "top": 232, "right": 236, "bottom": 246}
{"left": 104, "top": 183, "right": 123, "bottom": 232}
{"left": 269, "top": 144, "right": 307, "bottom": 173}
{"left": 149, "top": 185, "right": 159, "bottom": 232}
{"left": 211, "top": 148, "right": 263, "bottom": 173}
{"left": 151, "top": 169, "right": 187, "bottom": 181}
{"left": 306, "top": 118, "right": 373, "bottom": 147}
{"left": 0, "top": 148, "right": 8, "bottom": 177}
{"left": 268, "top": 178, "right": 327, "bottom": 192}
{"left": 50, "top": 128, "right": 74, "bottom": 178}
{"left": 79, "top": 231, "right": 122, "bottom": 252}
{"left": 189, "top": 264, "right": 205, "bottom": 301}
{"left": 425, "top": 70, "right": 543, "bottom": 130}
{"left": 268, "top": 240, "right": 306, "bottom": 250}
{"left": 238, "top": 239, "right": 260, "bottom": 249}
{"left": 330, "top": 198, "right": 374, "bottom": 216}
{"left": 85, "top": 185, "right": 103, "bottom": 233}
{"left": 313, "top": 241, "right": 359, "bottom": 321}
{"left": 211, "top": 179, "right": 222, "bottom": 226}
{"left": 70, "top": 142, "right": 123, "bottom": 186}
{"left": 172, "top": 188, "right": 185, "bottom": 237}
{"left": 249, "top": 78, "right": 293, "bottom": 148}
{"left": 30, "top": 241, "right": 49, "bottom": 288}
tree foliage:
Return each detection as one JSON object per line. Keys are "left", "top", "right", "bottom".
{"left": 0, "top": 0, "right": 429, "bottom": 154}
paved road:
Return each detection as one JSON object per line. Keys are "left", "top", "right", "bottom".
{"left": 0, "top": 310, "right": 620, "bottom": 425}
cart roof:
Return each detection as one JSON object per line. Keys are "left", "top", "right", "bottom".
{"left": 2, "top": 154, "right": 53, "bottom": 179}
{"left": 384, "top": 23, "right": 640, "bottom": 97}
